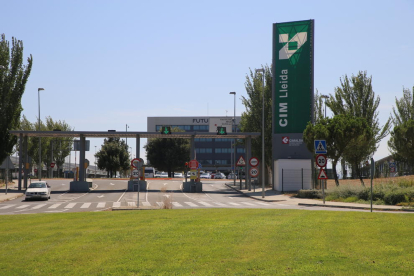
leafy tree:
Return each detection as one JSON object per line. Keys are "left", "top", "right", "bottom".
{"left": 313, "top": 89, "right": 325, "bottom": 123}
{"left": 144, "top": 127, "right": 189, "bottom": 177}
{"left": 240, "top": 65, "right": 272, "bottom": 184}
{"left": 326, "top": 71, "right": 390, "bottom": 178}
{"left": 0, "top": 34, "right": 33, "bottom": 164}
{"left": 96, "top": 137, "right": 129, "bottom": 178}
{"left": 303, "top": 115, "right": 373, "bottom": 186}
{"left": 388, "top": 120, "right": 414, "bottom": 170}
{"left": 20, "top": 115, "right": 74, "bottom": 176}
{"left": 392, "top": 86, "right": 414, "bottom": 126}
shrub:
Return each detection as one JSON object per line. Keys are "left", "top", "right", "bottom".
{"left": 297, "top": 189, "right": 321, "bottom": 199}
{"left": 384, "top": 190, "right": 407, "bottom": 205}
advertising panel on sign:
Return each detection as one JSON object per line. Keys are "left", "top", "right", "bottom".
{"left": 273, "top": 19, "right": 314, "bottom": 134}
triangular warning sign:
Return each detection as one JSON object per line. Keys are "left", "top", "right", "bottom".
{"left": 318, "top": 168, "right": 328, "bottom": 180}
{"left": 316, "top": 141, "right": 325, "bottom": 152}
{"left": 236, "top": 156, "right": 246, "bottom": 166}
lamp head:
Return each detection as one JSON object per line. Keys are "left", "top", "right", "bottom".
{"left": 229, "top": 92, "right": 236, "bottom": 95}
{"left": 38, "top": 88, "right": 45, "bottom": 92}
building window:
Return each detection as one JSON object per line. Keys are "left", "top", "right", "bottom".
{"left": 237, "top": 148, "right": 245, "bottom": 153}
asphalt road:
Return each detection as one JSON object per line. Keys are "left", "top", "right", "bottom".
{"left": 0, "top": 179, "right": 350, "bottom": 215}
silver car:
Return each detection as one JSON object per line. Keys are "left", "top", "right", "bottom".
{"left": 25, "top": 181, "right": 51, "bottom": 200}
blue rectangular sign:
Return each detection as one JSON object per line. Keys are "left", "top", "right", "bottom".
{"left": 314, "top": 140, "right": 327, "bottom": 154}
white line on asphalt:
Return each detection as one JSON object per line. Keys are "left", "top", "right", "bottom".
{"left": 228, "top": 202, "right": 241, "bottom": 206}
{"left": 113, "top": 202, "right": 121, "bottom": 207}
{"left": 0, "top": 205, "right": 15, "bottom": 209}
{"left": 16, "top": 205, "right": 30, "bottom": 209}
{"left": 198, "top": 201, "right": 213, "bottom": 207}
{"left": 127, "top": 202, "right": 136, "bottom": 207}
{"left": 64, "top": 203, "right": 77, "bottom": 208}
{"left": 172, "top": 202, "right": 183, "bottom": 207}
{"left": 184, "top": 202, "right": 198, "bottom": 207}
{"left": 97, "top": 202, "right": 106, "bottom": 208}
{"left": 116, "top": 189, "right": 127, "bottom": 202}
{"left": 32, "top": 204, "right": 47, "bottom": 210}
{"left": 142, "top": 202, "right": 151, "bottom": 207}
{"left": 48, "top": 204, "right": 62, "bottom": 209}
{"left": 240, "top": 202, "right": 256, "bottom": 206}
{"left": 81, "top": 203, "right": 91, "bottom": 209}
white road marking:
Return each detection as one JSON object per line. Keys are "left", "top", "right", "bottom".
{"left": 116, "top": 189, "right": 127, "bottom": 202}
{"left": 81, "top": 203, "right": 91, "bottom": 209}
{"left": 185, "top": 202, "right": 198, "bottom": 207}
{"left": 172, "top": 202, "right": 183, "bottom": 207}
{"left": 97, "top": 195, "right": 104, "bottom": 198}
{"left": 64, "top": 203, "right": 77, "bottom": 209}
{"left": 255, "top": 202, "right": 270, "bottom": 206}
{"left": 110, "top": 183, "right": 115, "bottom": 185}
{"left": 198, "top": 201, "right": 213, "bottom": 207}
{"left": 16, "top": 205, "right": 30, "bottom": 209}
{"left": 97, "top": 202, "right": 106, "bottom": 208}
{"left": 228, "top": 202, "right": 241, "bottom": 206}
{"left": 127, "top": 202, "right": 136, "bottom": 207}
{"left": 156, "top": 202, "right": 164, "bottom": 207}
{"left": 0, "top": 205, "right": 15, "bottom": 209}
{"left": 48, "top": 204, "right": 62, "bottom": 209}
{"left": 112, "top": 202, "right": 121, "bottom": 207}
{"left": 32, "top": 204, "right": 47, "bottom": 210}
{"left": 213, "top": 202, "right": 227, "bottom": 207}
{"left": 142, "top": 202, "right": 151, "bottom": 207}
{"left": 241, "top": 202, "right": 256, "bottom": 206}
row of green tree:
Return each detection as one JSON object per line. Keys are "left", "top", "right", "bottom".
{"left": 240, "top": 66, "right": 413, "bottom": 186}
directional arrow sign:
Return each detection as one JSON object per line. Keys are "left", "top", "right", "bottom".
{"left": 318, "top": 168, "right": 328, "bottom": 180}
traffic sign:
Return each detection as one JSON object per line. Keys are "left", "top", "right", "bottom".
{"left": 189, "top": 160, "right": 199, "bottom": 169}
{"left": 34, "top": 168, "right": 38, "bottom": 173}
{"left": 315, "top": 154, "right": 327, "bottom": 168}
{"left": 131, "top": 158, "right": 144, "bottom": 169}
{"left": 318, "top": 168, "right": 328, "bottom": 179}
{"left": 161, "top": 126, "right": 172, "bottom": 134}
{"left": 132, "top": 169, "right": 140, "bottom": 179}
{"left": 189, "top": 170, "right": 197, "bottom": 179}
{"left": 249, "top": 157, "right": 259, "bottom": 167}
{"left": 314, "top": 140, "right": 327, "bottom": 154}
{"left": 236, "top": 156, "right": 246, "bottom": 166}
{"left": 50, "top": 163, "right": 55, "bottom": 168}
{"left": 216, "top": 126, "right": 227, "bottom": 135}
{"left": 249, "top": 167, "right": 259, "bottom": 177}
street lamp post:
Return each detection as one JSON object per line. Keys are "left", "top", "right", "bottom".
{"left": 255, "top": 68, "right": 265, "bottom": 198}
{"left": 38, "top": 88, "right": 44, "bottom": 180}
{"left": 94, "top": 145, "right": 97, "bottom": 178}
{"left": 229, "top": 92, "right": 236, "bottom": 186}
{"left": 321, "top": 95, "right": 329, "bottom": 118}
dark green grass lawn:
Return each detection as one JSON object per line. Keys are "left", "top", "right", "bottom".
{"left": 1, "top": 209, "right": 413, "bottom": 275}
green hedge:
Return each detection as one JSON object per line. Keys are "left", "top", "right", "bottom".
{"left": 298, "top": 182, "right": 414, "bottom": 206}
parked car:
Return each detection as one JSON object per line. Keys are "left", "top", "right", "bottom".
{"left": 25, "top": 181, "right": 51, "bottom": 201}
{"left": 214, "top": 173, "right": 225, "bottom": 179}
{"left": 227, "top": 173, "right": 238, "bottom": 179}
{"left": 154, "top": 171, "right": 167, "bottom": 178}
{"left": 200, "top": 173, "right": 211, "bottom": 179}
{"left": 174, "top": 172, "right": 183, "bottom": 178}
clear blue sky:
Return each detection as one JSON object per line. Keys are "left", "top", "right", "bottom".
{"left": 2, "top": 0, "right": 413, "bottom": 166}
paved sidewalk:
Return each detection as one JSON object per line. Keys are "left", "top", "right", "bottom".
{"left": 0, "top": 182, "right": 25, "bottom": 202}
{"left": 225, "top": 182, "right": 414, "bottom": 212}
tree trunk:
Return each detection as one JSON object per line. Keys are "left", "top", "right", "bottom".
{"left": 332, "top": 159, "right": 339, "bottom": 186}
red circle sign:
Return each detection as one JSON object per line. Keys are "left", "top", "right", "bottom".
{"left": 189, "top": 160, "right": 199, "bottom": 169}
{"left": 50, "top": 163, "right": 55, "bottom": 168}
{"left": 249, "top": 167, "right": 259, "bottom": 177}
{"left": 316, "top": 154, "right": 327, "bottom": 168}
{"left": 249, "top": 157, "right": 259, "bottom": 167}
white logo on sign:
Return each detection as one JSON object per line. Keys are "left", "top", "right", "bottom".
{"left": 282, "top": 136, "right": 289, "bottom": 144}
{"left": 279, "top": 32, "right": 307, "bottom": 60}
{"left": 236, "top": 156, "right": 246, "bottom": 166}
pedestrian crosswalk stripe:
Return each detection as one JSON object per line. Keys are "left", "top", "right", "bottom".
{"left": 16, "top": 205, "right": 30, "bottom": 209}
{"left": 81, "top": 203, "right": 91, "bottom": 209}
{"left": 185, "top": 202, "right": 198, "bottom": 207}
{"left": 127, "top": 202, "right": 136, "bottom": 207}
{"left": 32, "top": 204, "right": 47, "bottom": 209}
{"left": 199, "top": 201, "right": 213, "bottom": 207}
{"left": 156, "top": 202, "right": 164, "bottom": 207}
{"left": 229, "top": 202, "right": 241, "bottom": 206}
{"left": 240, "top": 202, "right": 255, "bottom": 206}
{"left": 142, "top": 202, "right": 151, "bottom": 207}
{"left": 0, "top": 204, "right": 15, "bottom": 209}
{"left": 213, "top": 202, "right": 227, "bottom": 206}
{"left": 113, "top": 202, "right": 121, "bottom": 207}
{"left": 97, "top": 202, "right": 106, "bottom": 208}
{"left": 255, "top": 202, "right": 269, "bottom": 206}
{"left": 65, "top": 203, "right": 76, "bottom": 208}
{"left": 172, "top": 202, "right": 183, "bottom": 207}
{"left": 48, "top": 204, "right": 62, "bottom": 209}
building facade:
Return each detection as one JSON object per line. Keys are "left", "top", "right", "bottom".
{"left": 147, "top": 116, "right": 245, "bottom": 172}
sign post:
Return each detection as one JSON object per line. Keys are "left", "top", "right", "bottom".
{"left": 370, "top": 158, "right": 375, "bottom": 212}
{"left": 315, "top": 141, "right": 328, "bottom": 204}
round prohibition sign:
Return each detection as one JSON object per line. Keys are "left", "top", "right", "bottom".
{"left": 316, "top": 154, "right": 327, "bottom": 168}
{"left": 249, "top": 167, "right": 260, "bottom": 178}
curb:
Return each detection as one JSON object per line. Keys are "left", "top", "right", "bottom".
{"left": 298, "top": 203, "right": 414, "bottom": 212}
{"left": 225, "top": 184, "right": 286, "bottom": 203}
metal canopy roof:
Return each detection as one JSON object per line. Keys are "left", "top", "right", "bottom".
{"left": 10, "top": 130, "right": 260, "bottom": 139}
